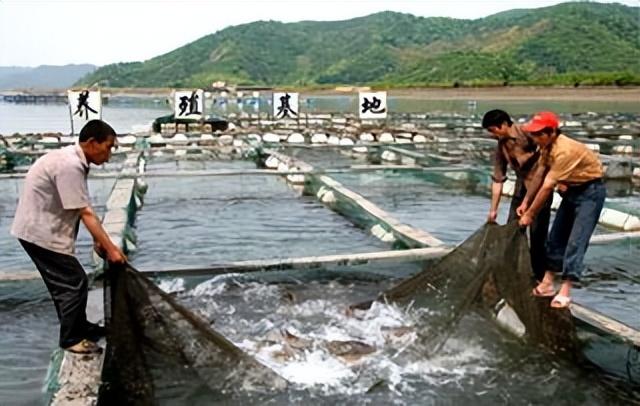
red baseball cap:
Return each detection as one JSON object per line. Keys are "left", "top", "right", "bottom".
{"left": 522, "top": 111, "right": 559, "bottom": 133}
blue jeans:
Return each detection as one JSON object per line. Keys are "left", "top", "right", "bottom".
{"left": 546, "top": 180, "right": 606, "bottom": 282}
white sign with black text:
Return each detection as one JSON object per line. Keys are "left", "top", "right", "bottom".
{"left": 68, "top": 90, "right": 101, "bottom": 133}
{"left": 358, "top": 91, "right": 387, "bottom": 119}
{"left": 272, "top": 92, "right": 299, "bottom": 119}
{"left": 174, "top": 89, "right": 205, "bottom": 120}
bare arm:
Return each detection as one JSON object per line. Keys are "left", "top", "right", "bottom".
{"left": 523, "top": 163, "right": 548, "bottom": 208}
{"left": 489, "top": 145, "right": 508, "bottom": 221}
{"left": 79, "top": 206, "right": 126, "bottom": 264}
{"left": 488, "top": 181, "right": 503, "bottom": 222}
{"left": 520, "top": 176, "right": 556, "bottom": 226}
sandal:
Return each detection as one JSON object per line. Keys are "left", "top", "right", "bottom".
{"left": 65, "top": 339, "right": 103, "bottom": 354}
{"left": 550, "top": 294, "right": 572, "bottom": 309}
{"left": 532, "top": 285, "right": 556, "bottom": 298}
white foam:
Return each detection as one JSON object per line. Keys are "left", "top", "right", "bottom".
{"left": 157, "top": 277, "right": 185, "bottom": 294}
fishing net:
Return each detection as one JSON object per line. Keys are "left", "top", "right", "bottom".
{"left": 351, "top": 221, "right": 578, "bottom": 356}
{"left": 98, "top": 264, "right": 287, "bottom": 405}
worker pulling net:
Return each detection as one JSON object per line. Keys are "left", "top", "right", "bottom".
{"left": 98, "top": 264, "right": 287, "bottom": 405}
{"left": 351, "top": 221, "right": 578, "bottom": 356}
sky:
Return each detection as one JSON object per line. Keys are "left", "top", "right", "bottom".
{"left": 0, "top": 0, "right": 638, "bottom": 67}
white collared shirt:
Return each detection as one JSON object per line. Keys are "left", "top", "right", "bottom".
{"left": 11, "top": 145, "right": 91, "bottom": 255}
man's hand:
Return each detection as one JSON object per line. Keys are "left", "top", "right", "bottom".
{"left": 487, "top": 210, "right": 498, "bottom": 223}
{"left": 516, "top": 202, "right": 528, "bottom": 217}
{"left": 105, "top": 246, "right": 127, "bottom": 264}
{"left": 519, "top": 212, "right": 533, "bottom": 227}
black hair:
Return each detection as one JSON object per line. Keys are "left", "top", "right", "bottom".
{"left": 79, "top": 119, "right": 116, "bottom": 143}
{"left": 481, "top": 109, "right": 513, "bottom": 129}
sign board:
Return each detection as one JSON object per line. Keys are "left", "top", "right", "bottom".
{"left": 68, "top": 90, "right": 101, "bottom": 133}
{"left": 272, "top": 92, "right": 299, "bottom": 119}
{"left": 358, "top": 91, "right": 387, "bottom": 119}
{"left": 174, "top": 89, "right": 205, "bottom": 120}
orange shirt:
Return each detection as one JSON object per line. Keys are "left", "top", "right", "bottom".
{"left": 546, "top": 134, "right": 603, "bottom": 184}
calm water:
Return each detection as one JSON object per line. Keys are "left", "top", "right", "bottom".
{"left": 131, "top": 158, "right": 389, "bottom": 269}
{"left": 0, "top": 102, "right": 638, "bottom": 404}
{"left": 0, "top": 101, "right": 170, "bottom": 134}
{"left": 2, "top": 96, "right": 640, "bottom": 136}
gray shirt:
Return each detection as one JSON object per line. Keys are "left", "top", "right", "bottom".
{"left": 11, "top": 145, "right": 91, "bottom": 255}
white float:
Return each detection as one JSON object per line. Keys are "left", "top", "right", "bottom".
{"left": 379, "top": 132, "right": 394, "bottom": 143}
{"left": 370, "top": 224, "right": 396, "bottom": 243}
{"left": 359, "top": 132, "right": 375, "bottom": 142}
{"left": 612, "top": 145, "right": 633, "bottom": 155}
{"left": 316, "top": 186, "right": 328, "bottom": 199}
{"left": 562, "top": 121, "right": 582, "bottom": 127}
{"left": 585, "top": 143, "right": 600, "bottom": 153}
{"left": 311, "top": 133, "right": 328, "bottom": 144}
{"left": 148, "top": 134, "right": 166, "bottom": 144}
{"left": 218, "top": 135, "right": 234, "bottom": 145}
{"left": 262, "top": 133, "right": 280, "bottom": 143}
{"left": 119, "top": 135, "right": 136, "bottom": 145}
{"left": 287, "top": 133, "right": 305, "bottom": 143}
{"left": 380, "top": 150, "right": 399, "bottom": 162}
{"left": 321, "top": 190, "right": 336, "bottom": 204}
{"left": 339, "top": 137, "right": 355, "bottom": 146}
{"left": 277, "top": 162, "right": 289, "bottom": 172}
{"left": 286, "top": 173, "right": 306, "bottom": 184}
{"left": 413, "top": 135, "right": 427, "bottom": 143}
{"left": 265, "top": 155, "right": 280, "bottom": 169}
{"left": 41, "top": 136, "right": 59, "bottom": 144}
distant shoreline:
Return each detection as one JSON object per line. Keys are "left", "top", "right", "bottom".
{"left": 2, "top": 86, "right": 639, "bottom": 103}
{"left": 307, "top": 86, "right": 640, "bottom": 102}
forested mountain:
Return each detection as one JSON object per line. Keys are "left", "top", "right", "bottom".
{"left": 77, "top": 2, "right": 640, "bottom": 88}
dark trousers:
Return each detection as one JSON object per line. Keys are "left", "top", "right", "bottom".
{"left": 546, "top": 180, "right": 606, "bottom": 282}
{"left": 19, "top": 239, "right": 89, "bottom": 348}
{"left": 508, "top": 180, "right": 552, "bottom": 281}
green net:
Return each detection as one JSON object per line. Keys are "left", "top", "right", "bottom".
{"left": 98, "top": 265, "right": 287, "bottom": 405}
{"left": 351, "top": 221, "right": 578, "bottom": 356}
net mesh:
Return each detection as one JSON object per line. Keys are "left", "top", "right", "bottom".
{"left": 351, "top": 221, "right": 578, "bottom": 356}
{"left": 98, "top": 265, "right": 287, "bottom": 405}
{"left": 99, "top": 222, "right": 578, "bottom": 404}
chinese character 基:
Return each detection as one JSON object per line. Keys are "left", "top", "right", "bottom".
{"left": 361, "top": 97, "right": 386, "bottom": 114}
{"left": 73, "top": 90, "right": 98, "bottom": 119}
{"left": 178, "top": 90, "right": 202, "bottom": 116}
{"left": 276, "top": 93, "right": 297, "bottom": 118}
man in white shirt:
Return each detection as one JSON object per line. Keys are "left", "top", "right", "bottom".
{"left": 12, "top": 119, "right": 126, "bottom": 354}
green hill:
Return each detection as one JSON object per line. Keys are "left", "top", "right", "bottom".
{"left": 78, "top": 2, "right": 640, "bottom": 88}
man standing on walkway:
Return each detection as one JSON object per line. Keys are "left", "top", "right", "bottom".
{"left": 519, "top": 111, "right": 606, "bottom": 308}
{"left": 11, "top": 119, "right": 126, "bottom": 354}
{"left": 482, "top": 109, "right": 552, "bottom": 282}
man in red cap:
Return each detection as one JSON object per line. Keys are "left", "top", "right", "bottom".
{"left": 518, "top": 111, "right": 605, "bottom": 308}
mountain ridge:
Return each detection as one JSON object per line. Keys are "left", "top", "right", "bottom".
{"left": 74, "top": 2, "right": 640, "bottom": 88}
